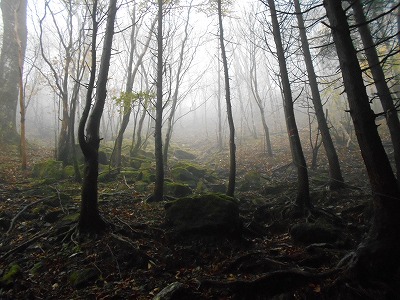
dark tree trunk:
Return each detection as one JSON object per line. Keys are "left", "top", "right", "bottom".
{"left": 294, "top": 0, "right": 344, "bottom": 190}
{"left": 324, "top": 0, "right": 400, "bottom": 279}
{"left": 78, "top": 0, "right": 117, "bottom": 233}
{"left": 0, "top": 0, "right": 26, "bottom": 144}
{"left": 218, "top": 0, "right": 236, "bottom": 197}
{"left": 352, "top": 0, "right": 400, "bottom": 187}
{"left": 153, "top": 0, "right": 164, "bottom": 201}
{"left": 267, "top": 0, "right": 311, "bottom": 209}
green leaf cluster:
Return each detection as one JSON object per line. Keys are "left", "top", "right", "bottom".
{"left": 113, "top": 90, "right": 155, "bottom": 109}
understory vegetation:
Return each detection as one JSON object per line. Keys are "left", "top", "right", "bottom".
{"left": 0, "top": 130, "right": 397, "bottom": 299}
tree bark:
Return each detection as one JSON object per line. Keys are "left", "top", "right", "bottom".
{"left": 78, "top": 0, "right": 117, "bottom": 233}
{"left": 324, "top": 0, "right": 400, "bottom": 278}
{"left": 352, "top": 0, "right": 400, "bottom": 187}
{"left": 267, "top": 0, "right": 311, "bottom": 209}
{"left": 294, "top": 0, "right": 344, "bottom": 189}
{"left": 0, "top": 0, "right": 26, "bottom": 144}
{"left": 218, "top": 0, "right": 236, "bottom": 197}
{"left": 153, "top": 0, "right": 165, "bottom": 201}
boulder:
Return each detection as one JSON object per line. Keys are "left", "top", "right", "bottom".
{"left": 174, "top": 149, "right": 196, "bottom": 160}
{"left": 165, "top": 194, "right": 241, "bottom": 237}
{"left": 290, "top": 222, "right": 339, "bottom": 245}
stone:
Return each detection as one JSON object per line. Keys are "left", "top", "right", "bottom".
{"left": 165, "top": 194, "right": 241, "bottom": 237}
{"left": 69, "top": 268, "right": 100, "bottom": 289}
{"left": 173, "top": 149, "right": 196, "bottom": 160}
{"left": 290, "top": 222, "right": 339, "bottom": 245}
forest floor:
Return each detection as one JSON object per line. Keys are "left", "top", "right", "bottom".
{"left": 0, "top": 134, "right": 398, "bottom": 299}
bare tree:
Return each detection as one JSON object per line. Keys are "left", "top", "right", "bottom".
{"left": 324, "top": 0, "right": 400, "bottom": 280}
{"left": 265, "top": 0, "right": 311, "bottom": 210}
{"left": 78, "top": 0, "right": 118, "bottom": 233}
{"left": 294, "top": 0, "right": 344, "bottom": 189}
{"left": 351, "top": 0, "right": 400, "bottom": 187}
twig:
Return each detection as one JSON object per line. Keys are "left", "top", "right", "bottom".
{"left": 6, "top": 197, "right": 51, "bottom": 234}
{"left": 1, "top": 231, "right": 47, "bottom": 260}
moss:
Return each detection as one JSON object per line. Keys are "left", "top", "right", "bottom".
{"left": 63, "top": 165, "right": 75, "bottom": 177}
{"left": 69, "top": 268, "right": 100, "bottom": 289}
{"left": 0, "top": 264, "right": 21, "bottom": 287}
{"left": 32, "top": 160, "right": 64, "bottom": 182}
{"left": 30, "top": 262, "right": 44, "bottom": 276}
{"left": 62, "top": 212, "right": 80, "bottom": 223}
{"left": 165, "top": 181, "right": 192, "bottom": 197}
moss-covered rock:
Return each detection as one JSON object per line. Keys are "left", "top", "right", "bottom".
{"left": 165, "top": 193, "right": 241, "bottom": 237}
{"left": 290, "top": 222, "right": 339, "bottom": 245}
{"left": 165, "top": 182, "right": 192, "bottom": 197}
{"left": 69, "top": 268, "right": 100, "bottom": 289}
{"left": 174, "top": 149, "right": 196, "bottom": 160}
{"left": 0, "top": 264, "right": 21, "bottom": 287}
{"left": 32, "top": 160, "right": 64, "bottom": 182}
{"left": 238, "top": 171, "right": 262, "bottom": 192}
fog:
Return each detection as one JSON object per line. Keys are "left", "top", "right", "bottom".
{"left": 14, "top": 0, "right": 396, "bottom": 156}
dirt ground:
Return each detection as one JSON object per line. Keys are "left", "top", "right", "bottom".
{"left": 0, "top": 135, "right": 398, "bottom": 299}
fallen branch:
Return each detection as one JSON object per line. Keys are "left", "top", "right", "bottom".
{"left": 7, "top": 197, "right": 51, "bottom": 234}
{"left": 1, "top": 231, "right": 47, "bottom": 260}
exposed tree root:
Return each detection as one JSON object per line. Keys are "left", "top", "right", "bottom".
{"left": 200, "top": 268, "right": 339, "bottom": 299}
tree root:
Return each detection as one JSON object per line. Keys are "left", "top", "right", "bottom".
{"left": 200, "top": 268, "right": 339, "bottom": 299}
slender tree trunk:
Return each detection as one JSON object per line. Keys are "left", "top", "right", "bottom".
{"left": 78, "top": 0, "right": 117, "bottom": 233}
{"left": 163, "top": 4, "right": 192, "bottom": 167}
{"left": 13, "top": 0, "right": 27, "bottom": 169}
{"left": 267, "top": 0, "right": 310, "bottom": 208}
{"left": 352, "top": 0, "right": 400, "bottom": 187}
{"left": 217, "top": 40, "right": 223, "bottom": 150}
{"left": 324, "top": 0, "right": 400, "bottom": 278}
{"left": 153, "top": 0, "right": 164, "bottom": 201}
{"left": 217, "top": 0, "right": 236, "bottom": 197}
{"left": 294, "top": 0, "right": 344, "bottom": 189}
{"left": 112, "top": 15, "right": 156, "bottom": 169}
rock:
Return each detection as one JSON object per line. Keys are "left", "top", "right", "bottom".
{"left": 43, "top": 210, "right": 62, "bottom": 223}
{"left": 32, "top": 160, "right": 64, "bottom": 182}
{"left": 69, "top": 268, "right": 100, "bottom": 289}
{"left": 152, "top": 282, "right": 194, "bottom": 300}
{"left": 290, "top": 222, "right": 339, "bottom": 245}
{"left": 165, "top": 194, "right": 241, "bottom": 237}
{"left": 165, "top": 182, "right": 192, "bottom": 197}
{"left": 174, "top": 149, "right": 196, "bottom": 160}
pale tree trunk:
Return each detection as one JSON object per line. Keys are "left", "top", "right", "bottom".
{"left": 0, "top": 0, "right": 26, "bottom": 144}
{"left": 352, "top": 0, "right": 400, "bottom": 187}
{"left": 153, "top": 0, "right": 164, "bottom": 201}
{"left": 78, "top": 0, "right": 117, "bottom": 233}
{"left": 267, "top": 0, "right": 310, "bottom": 209}
{"left": 163, "top": 3, "right": 192, "bottom": 167}
{"left": 294, "top": 0, "right": 344, "bottom": 189}
{"left": 112, "top": 15, "right": 156, "bottom": 169}
{"left": 13, "top": 0, "right": 27, "bottom": 169}
{"left": 324, "top": 0, "right": 400, "bottom": 279}
{"left": 218, "top": 0, "right": 236, "bottom": 197}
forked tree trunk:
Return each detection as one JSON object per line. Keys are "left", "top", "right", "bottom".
{"left": 324, "top": 0, "right": 400, "bottom": 278}
{"left": 352, "top": 0, "right": 400, "bottom": 187}
{"left": 218, "top": 0, "right": 236, "bottom": 197}
{"left": 78, "top": 0, "right": 117, "bottom": 233}
{"left": 267, "top": 0, "right": 310, "bottom": 209}
{"left": 294, "top": 0, "right": 344, "bottom": 189}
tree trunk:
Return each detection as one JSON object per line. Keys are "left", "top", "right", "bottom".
{"left": 324, "top": 0, "right": 400, "bottom": 278}
{"left": 153, "top": 0, "right": 164, "bottom": 201}
{"left": 267, "top": 0, "right": 311, "bottom": 209}
{"left": 0, "top": 0, "right": 26, "bottom": 144}
{"left": 294, "top": 0, "right": 344, "bottom": 190}
{"left": 13, "top": 0, "right": 27, "bottom": 169}
{"left": 163, "top": 3, "right": 192, "bottom": 168}
{"left": 112, "top": 15, "right": 156, "bottom": 169}
{"left": 78, "top": 0, "right": 117, "bottom": 233}
{"left": 352, "top": 0, "right": 400, "bottom": 187}
{"left": 218, "top": 0, "right": 236, "bottom": 197}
